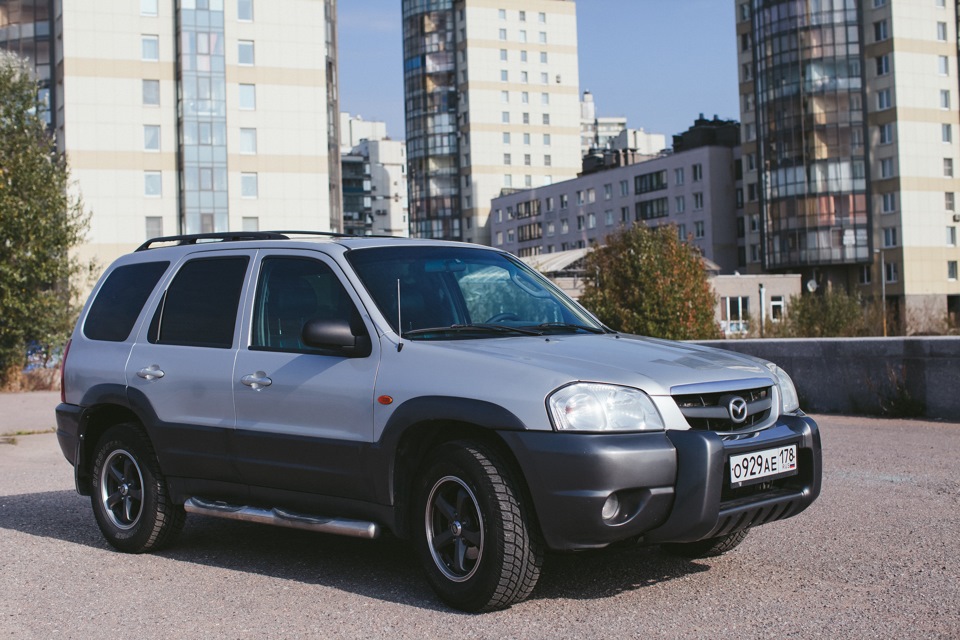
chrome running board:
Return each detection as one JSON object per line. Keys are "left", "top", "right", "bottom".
{"left": 183, "top": 497, "right": 380, "bottom": 539}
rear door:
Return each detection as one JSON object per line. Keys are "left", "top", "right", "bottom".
{"left": 126, "top": 250, "right": 255, "bottom": 485}
{"left": 232, "top": 251, "right": 380, "bottom": 502}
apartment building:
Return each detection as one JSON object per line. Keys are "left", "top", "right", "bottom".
{"left": 401, "top": 0, "right": 581, "bottom": 245}
{"left": 490, "top": 118, "right": 740, "bottom": 272}
{"left": 340, "top": 114, "right": 409, "bottom": 237}
{"left": 736, "top": 0, "right": 960, "bottom": 330}
{"left": 0, "top": 0, "right": 340, "bottom": 271}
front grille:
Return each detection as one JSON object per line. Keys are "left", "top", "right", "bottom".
{"left": 673, "top": 385, "right": 773, "bottom": 431}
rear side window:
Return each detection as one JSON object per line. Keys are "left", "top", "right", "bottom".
{"left": 83, "top": 262, "right": 169, "bottom": 342}
{"left": 148, "top": 256, "right": 249, "bottom": 348}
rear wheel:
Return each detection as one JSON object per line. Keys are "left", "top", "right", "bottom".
{"left": 661, "top": 528, "right": 750, "bottom": 559}
{"left": 414, "top": 441, "right": 543, "bottom": 612}
{"left": 90, "top": 424, "right": 185, "bottom": 553}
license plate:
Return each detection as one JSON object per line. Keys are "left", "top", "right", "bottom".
{"left": 729, "top": 444, "right": 798, "bottom": 487}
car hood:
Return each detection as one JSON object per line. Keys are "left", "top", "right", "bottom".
{"left": 417, "top": 332, "right": 773, "bottom": 396}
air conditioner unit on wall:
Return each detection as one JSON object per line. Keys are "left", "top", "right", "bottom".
{"left": 953, "top": 213, "right": 960, "bottom": 222}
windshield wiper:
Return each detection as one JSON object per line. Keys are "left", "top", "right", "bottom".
{"left": 403, "top": 323, "right": 542, "bottom": 338}
{"left": 531, "top": 322, "right": 607, "bottom": 334}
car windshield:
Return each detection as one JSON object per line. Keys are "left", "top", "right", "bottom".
{"left": 347, "top": 246, "right": 605, "bottom": 339}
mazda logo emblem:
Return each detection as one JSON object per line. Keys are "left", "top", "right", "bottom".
{"left": 728, "top": 397, "right": 748, "bottom": 423}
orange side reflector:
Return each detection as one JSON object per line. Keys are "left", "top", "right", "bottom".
{"left": 377, "top": 395, "right": 394, "bottom": 405}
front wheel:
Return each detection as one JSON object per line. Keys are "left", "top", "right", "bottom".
{"left": 414, "top": 441, "right": 543, "bottom": 612}
{"left": 661, "top": 528, "right": 750, "bottom": 559}
{"left": 90, "top": 424, "right": 185, "bottom": 553}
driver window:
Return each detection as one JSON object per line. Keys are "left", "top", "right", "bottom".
{"left": 252, "top": 257, "right": 361, "bottom": 352}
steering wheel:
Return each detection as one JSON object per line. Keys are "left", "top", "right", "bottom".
{"left": 485, "top": 312, "right": 520, "bottom": 323}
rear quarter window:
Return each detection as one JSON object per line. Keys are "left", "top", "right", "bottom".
{"left": 83, "top": 261, "right": 170, "bottom": 342}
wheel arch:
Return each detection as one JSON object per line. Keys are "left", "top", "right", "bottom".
{"left": 376, "top": 396, "right": 540, "bottom": 540}
{"left": 75, "top": 385, "right": 148, "bottom": 496}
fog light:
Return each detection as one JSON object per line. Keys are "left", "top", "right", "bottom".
{"left": 601, "top": 493, "right": 620, "bottom": 521}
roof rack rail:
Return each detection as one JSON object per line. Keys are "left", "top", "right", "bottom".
{"left": 136, "top": 229, "right": 406, "bottom": 252}
{"left": 136, "top": 231, "right": 288, "bottom": 251}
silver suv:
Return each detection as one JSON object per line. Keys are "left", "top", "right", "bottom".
{"left": 56, "top": 232, "right": 822, "bottom": 612}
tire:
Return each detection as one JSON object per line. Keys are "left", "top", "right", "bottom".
{"left": 413, "top": 441, "right": 543, "bottom": 612}
{"left": 90, "top": 424, "right": 185, "bottom": 553}
{"left": 661, "top": 528, "right": 750, "bottom": 559}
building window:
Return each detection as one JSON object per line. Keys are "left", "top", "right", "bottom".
{"left": 540, "top": 72, "right": 548, "bottom": 84}
{"left": 502, "top": 132, "right": 511, "bottom": 144}
{"left": 946, "top": 192, "right": 956, "bottom": 211}
{"left": 499, "top": 28, "right": 507, "bottom": 40}
{"left": 145, "top": 216, "right": 162, "bottom": 239}
{"left": 542, "top": 113, "right": 550, "bottom": 125}
{"left": 501, "top": 90, "right": 509, "bottom": 103}
{"left": 240, "top": 128, "right": 257, "bottom": 154}
{"left": 504, "top": 174, "right": 512, "bottom": 188}
{"left": 144, "top": 171, "right": 162, "bottom": 197}
{"left": 541, "top": 93, "right": 549, "bottom": 105}
{"left": 693, "top": 192, "right": 704, "bottom": 209}
{"left": 501, "top": 70, "right": 508, "bottom": 82}
{"left": 520, "top": 50, "right": 528, "bottom": 63}
{"left": 692, "top": 164, "right": 702, "bottom": 181}
{"left": 604, "top": 183, "right": 613, "bottom": 200}
{"left": 675, "top": 196, "right": 685, "bottom": 213}
{"left": 677, "top": 224, "right": 687, "bottom": 240}
{"left": 878, "top": 89, "right": 892, "bottom": 110}
{"left": 880, "top": 158, "right": 894, "bottom": 178}
{"left": 947, "top": 226, "right": 957, "bottom": 246}
{"left": 939, "top": 55, "right": 949, "bottom": 75}
{"left": 540, "top": 52, "right": 548, "bottom": 64}
{"left": 941, "top": 90, "right": 951, "bottom": 109}
{"left": 521, "top": 91, "right": 529, "bottom": 103}
{"left": 238, "top": 40, "right": 255, "bottom": 65}
{"left": 694, "top": 221, "right": 705, "bottom": 238}
{"left": 141, "top": 0, "right": 158, "bottom": 16}
{"left": 587, "top": 213, "right": 596, "bottom": 229}
{"left": 504, "top": 153, "right": 511, "bottom": 165}
{"left": 142, "top": 79, "right": 160, "bottom": 106}
{"left": 141, "top": 35, "right": 159, "bottom": 61}
{"left": 498, "top": 8, "right": 506, "bottom": 19}
{"left": 943, "top": 124, "right": 953, "bottom": 143}
{"left": 560, "top": 194, "right": 568, "bottom": 209}
{"left": 874, "top": 20, "right": 888, "bottom": 41}
{"left": 538, "top": 12, "right": 546, "bottom": 23}
{"left": 519, "top": 10, "right": 526, "bottom": 21}
{"left": 945, "top": 158, "right": 954, "bottom": 177}
{"left": 883, "top": 227, "right": 898, "bottom": 247}
{"left": 238, "top": 0, "right": 253, "bottom": 21}
{"left": 241, "top": 172, "right": 258, "bottom": 198}
{"left": 938, "top": 21, "right": 948, "bottom": 41}
{"left": 519, "top": 30, "right": 527, "bottom": 43}
{"left": 524, "top": 153, "right": 531, "bottom": 166}
{"left": 523, "top": 132, "right": 530, "bottom": 145}
{"left": 143, "top": 125, "right": 160, "bottom": 152}
{"left": 239, "top": 84, "right": 256, "bottom": 110}
{"left": 539, "top": 31, "right": 547, "bottom": 44}
{"left": 500, "top": 49, "right": 508, "bottom": 61}
{"left": 501, "top": 111, "right": 510, "bottom": 123}
{"left": 950, "top": 261, "right": 959, "bottom": 280}
{"left": 675, "top": 167, "right": 684, "bottom": 185}
{"left": 885, "top": 261, "right": 898, "bottom": 283}
{"left": 875, "top": 55, "right": 889, "bottom": 76}
{"left": 543, "top": 133, "right": 551, "bottom": 145}
{"left": 859, "top": 264, "right": 872, "bottom": 285}
{"left": 882, "top": 192, "right": 896, "bottom": 213}
{"left": 524, "top": 175, "right": 532, "bottom": 187}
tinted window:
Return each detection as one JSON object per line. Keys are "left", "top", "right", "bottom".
{"left": 84, "top": 262, "right": 169, "bottom": 342}
{"left": 149, "top": 256, "right": 248, "bottom": 348}
{"left": 252, "top": 257, "right": 363, "bottom": 352}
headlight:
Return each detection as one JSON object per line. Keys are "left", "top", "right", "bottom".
{"left": 548, "top": 383, "right": 665, "bottom": 433}
{"left": 767, "top": 363, "right": 800, "bottom": 413}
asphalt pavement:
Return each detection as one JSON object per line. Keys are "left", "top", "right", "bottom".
{"left": 1, "top": 393, "right": 959, "bottom": 639}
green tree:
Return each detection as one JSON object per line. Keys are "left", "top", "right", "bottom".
{"left": 0, "top": 51, "right": 89, "bottom": 387}
{"left": 580, "top": 225, "right": 721, "bottom": 340}
{"left": 771, "top": 288, "right": 869, "bottom": 337}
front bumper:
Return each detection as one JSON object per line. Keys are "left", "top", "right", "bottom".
{"left": 500, "top": 414, "right": 822, "bottom": 551}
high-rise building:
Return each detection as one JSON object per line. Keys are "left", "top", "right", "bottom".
{"left": 737, "top": 0, "right": 960, "bottom": 330}
{"left": 340, "top": 113, "right": 409, "bottom": 237}
{"left": 0, "top": 0, "right": 341, "bottom": 271}
{"left": 401, "top": 0, "right": 581, "bottom": 245}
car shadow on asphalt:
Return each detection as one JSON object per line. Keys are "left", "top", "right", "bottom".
{"left": 0, "top": 490, "right": 710, "bottom": 612}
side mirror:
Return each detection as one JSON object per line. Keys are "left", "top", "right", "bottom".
{"left": 301, "top": 318, "right": 371, "bottom": 357}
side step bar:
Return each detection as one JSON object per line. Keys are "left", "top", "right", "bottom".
{"left": 183, "top": 497, "right": 380, "bottom": 540}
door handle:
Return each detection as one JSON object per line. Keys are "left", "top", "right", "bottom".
{"left": 136, "top": 365, "right": 165, "bottom": 381}
{"left": 241, "top": 371, "right": 273, "bottom": 390}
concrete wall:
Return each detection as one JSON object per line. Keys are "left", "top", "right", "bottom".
{"left": 696, "top": 337, "right": 960, "bottom": 419}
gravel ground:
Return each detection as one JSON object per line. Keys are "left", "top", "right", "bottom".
{"left": 1, "top": 409, "right": 958, "bottom": 639}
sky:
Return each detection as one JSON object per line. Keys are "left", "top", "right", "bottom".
{"left": 337, "top": 0, "right": 740, "bottom": 141}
